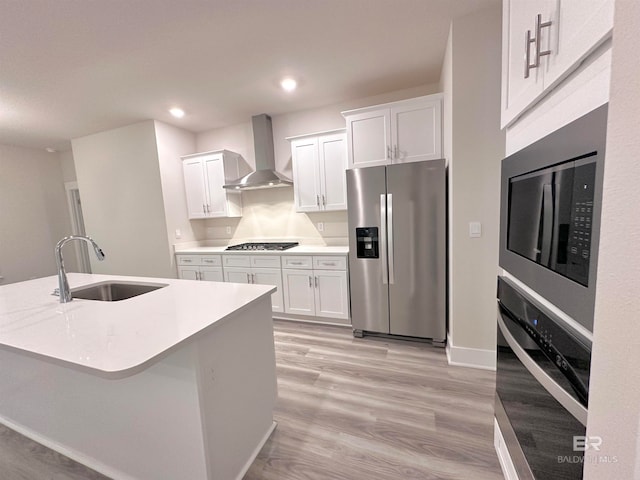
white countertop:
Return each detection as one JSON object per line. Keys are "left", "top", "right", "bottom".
{"left": 0, "top": 273, "right": 274, "bottom": 378}
{"left": 175, "top": 245, "right": 349, "bottom": 255}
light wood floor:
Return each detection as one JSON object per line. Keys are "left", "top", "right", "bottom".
{"left": 0, "top": 320, "right": 502, "bottom": 480}
{"left": 244, "top": 320, "right": 502, "bottom": 480}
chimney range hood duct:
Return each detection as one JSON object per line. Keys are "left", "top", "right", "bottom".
{"left": 223, "top": 114, "right": 292, "bottom": 190}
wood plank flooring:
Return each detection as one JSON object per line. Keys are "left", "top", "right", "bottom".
{"left": 0, "top": 320, "right": 502, "bottom": 479}
{"left": 244, "top": 320, "right": 502, "bottom": 480}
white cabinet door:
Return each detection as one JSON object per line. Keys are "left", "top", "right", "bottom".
{"left": 391, "top": 100, "right": 442, "bottom": 164}
{"left": 291, "top": 137, "right": 321, "bottom": 212}
{"left": 224, "top": 267, "right": 252, "bottom": 284}
{"left": 345, "top": 108, "right": 391, "bottom": 169}
{"left": 314, "top": 270, "right": 349, "bottom": 320}
{"left": 282, "top": 269, "right": 315, "bottom": 316}
{"left": 318, "top": 133, "right": 348, "bottom": 211}
{"left": 200, "top": 266, "right": 224, "bottom": 282}
{"left": 182, "top": 160, "right": 207, "bottom": 219}
{"left": 543, "top": 0, "right": 614, "bottom": 89}
{"left": 204, "top": 156, "right": 228, "bottom": 217}
{"left": 253, "top": 268, "right": 284, "bottom": 313}
{"left": 178, "top": 266, "right": 200, "bottom": 280}
{"left": 502, "top": 0, "right": 548, "bottom": 128}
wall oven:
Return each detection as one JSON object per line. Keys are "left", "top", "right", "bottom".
{"left": 499, "top": 105, "right": 607, "bottom": 332}
{"left": 496, "top": 276, "right": 591, "bottom": 479}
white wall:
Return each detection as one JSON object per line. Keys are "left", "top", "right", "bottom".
{"left": 153, "top": 121, "right": 204, "bottom": 248}
{"left": 196, "top": 84, "right": 439, "bottom": 246}
{"left": 59, "top": 150, "right": 77, "bottom": 183}
{"left": 0, "top": 144, "right": 74, "bottom": 284}
{"left": 442, "top": 6, "right": 505, "bottom": 369}
{"left": 72, "top": 121, "right": 174, "bottom": 277}
{"left": 585, "top": 1, "right": 640, "bottom": 477}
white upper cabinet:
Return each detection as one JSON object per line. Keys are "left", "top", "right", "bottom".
{"left": 288, "top": 130, "right": 347, "bottom": 212}
{"left": 501, "top": 0, "right": 614, "bottom": 128}
{"left": 181, "top": 150, "right": 245, "bottom": 219}
{"left": 342, "top": 94, "right": 442, "bottom": 169}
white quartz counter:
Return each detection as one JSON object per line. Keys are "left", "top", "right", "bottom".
{"left": 0, "top": 273, "right": 274, "bottom": 378}
{"left": 175, "top": 245, "right": 349, "bottom": 255}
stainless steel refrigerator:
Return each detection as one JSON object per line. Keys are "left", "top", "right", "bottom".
{"left": 346, "top": 159, "right": 446, "bottom": 342}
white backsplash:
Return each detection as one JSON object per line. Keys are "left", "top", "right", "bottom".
{"left": 202, "top": 188, "right": 348, "bottom": 246}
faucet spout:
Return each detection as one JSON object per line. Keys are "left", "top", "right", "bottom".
{"left": 55, "top": 236, "right": 105, "bottom": 303}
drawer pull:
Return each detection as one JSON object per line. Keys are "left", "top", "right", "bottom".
{"left": 290, "top": 261, "right": 303, "bottom": 265}
{"left": 183, "top": 259, "right": 192, "bottom": 263}
{"left": 322, "top": 262, "right": 336, "bottom": 266}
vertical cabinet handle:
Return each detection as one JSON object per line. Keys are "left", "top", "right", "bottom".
{"left": 316, "top": 195, "right": 320, "bottom": 207}
{"left": 308, "top": 276, "right": 313, "bottom": 287}
{"left": 203, "top": 203, "right": 207, "bottom": 214}
{"left": 535, "top": 14, "right": 552, "bottom": 65}
{"left": 386, "top": 145, "right": 392, "bottom": 160}
{"left": 252, "top": 274, "right": 256, "bottom": 283}
{"left": 246, "top": 273, "right": 251, "bottom": 283}
{"left": 322, "top": 195, "right": 326, "bottom": 207}
{"left": 314, "top": 276, "right": 318, "bottom": 288}
{"left": 524, "top": 13, "right": 552, "bottom": 79}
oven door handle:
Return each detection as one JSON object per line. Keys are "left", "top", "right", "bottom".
{"left": 497, "top": 305, "right": 588, "bottom": 426}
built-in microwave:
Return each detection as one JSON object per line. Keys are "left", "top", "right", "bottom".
{"left": 499, "top": 105, "right": 608, "bottom": 332}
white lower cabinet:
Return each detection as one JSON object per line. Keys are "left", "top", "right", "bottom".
{"left": 223, "top": 256, "right": 284, "bottom": 313}
{"left": 176, "top": 255, "right": 224, "bottom": 282}
{"left": 177, "top": 252, "right": 349, "bottom": 321}
{"left": 282, "top": 256, "right": 349, "bottom": 320}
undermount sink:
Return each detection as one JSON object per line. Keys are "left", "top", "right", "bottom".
{"left": 71, "top": 281, "right": 168, "bottom": 302}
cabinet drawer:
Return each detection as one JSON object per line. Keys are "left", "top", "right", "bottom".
{"left": 313, "top": 256, "right": 347, "bottom": 270}
{"left": 176, "top": 255, "right": 200, "bottom": 266}
{"left": 200, "top": 255, "right": 222, "bottom": 266}
{"left": 282, "top": 256, "right": 313, "bottom": 269}
{"left": 251, "top": 255, "right": 281, "bottom": 268}
{"left": 222, "top": 255, "right": 251, "bottom": 268}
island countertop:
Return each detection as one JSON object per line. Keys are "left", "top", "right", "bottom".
{"left": 0, "top": 273, "right": 274, "bottom": 378}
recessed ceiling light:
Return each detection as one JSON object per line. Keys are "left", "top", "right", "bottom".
{"left": 169, "top": 107, "right": 185, "bottom": 118}
{"left": 280, "top": 77, "right": 297, "bottom": 92}
{"left": 45, "top": 147, "right": 56, "bottom": 153}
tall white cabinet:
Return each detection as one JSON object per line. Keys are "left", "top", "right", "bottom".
{"left": 288, "top": 130, "right": 348, "bottom": 212}
{"left": 181, "top": 150, "right": 245, "bottom": 219}
{"left": 501, "top": 0, "right": 614, "bottom": 127}
{"left": 342, "top": 94, "right": 443, "bottom": 169}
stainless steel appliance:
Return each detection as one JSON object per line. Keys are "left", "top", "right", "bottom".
{"left": 500, "top": 105, "right": 607, "bottom": 331}
{"left": 225, "top": 242, "right": 298, "bottom": 251}
{"left": 346, "top": 159, "right": 446, "bottom": 341}
{"left": 496, "top": 276, "right": 591, "bottom": 479}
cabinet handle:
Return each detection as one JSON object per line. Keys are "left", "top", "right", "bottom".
{"left": 206, "top": 204, "right": 211, "bottom": 213}
{"left": 316, "top": 195, "right": 320, "bottom": 207}
{"left": 315, "top": 276, "right": 318, "bottom": 288}
{"left": 196, "top": 271, "right": 201, "bottom": 280}
{"left": 322, "top": 262, "right": 336, "bottom": 266}
{"left": 183, "top": 258, "right": 192, "bottom": 263}
{"left": 290, "top": 261, "right": 303, "bottom": 265}
{"left": 252, "top": 274, "right": 256, "bottom": 283}
{"left": 534, "top": 14, "right": 552, "bottom": 65}
{"left": 308, "top": 276, "right": 313, "bottom": 287}
{"left": 524, "top": 14, "right": 552, "bottom": 78}
{"left": 322, "top": 195, "right": 326, "bottom": 207}
{"left": 247, "top": 273, "right": 251, "bottom": 283}
{"left": 203, "top": 203, "right": 207, "bottom": 214}
{"left": 387, "top": 145, "right": 392, "bottom": 160}
{"left": 394, "top": 145, "right": 399, "bottom": 160}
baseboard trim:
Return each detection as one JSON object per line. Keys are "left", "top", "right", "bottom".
{"left": 446, "top": 338, "right": 496, "bottom": 370}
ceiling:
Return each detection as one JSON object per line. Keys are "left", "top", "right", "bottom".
{"left": 0, "top": 0, "right": 498, "bottom": 151}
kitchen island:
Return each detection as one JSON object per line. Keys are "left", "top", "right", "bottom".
{"left": 0, "top": 273, "right": 278, "bottom": 480}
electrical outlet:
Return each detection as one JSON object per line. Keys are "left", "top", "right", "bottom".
{"left": 175, "top": 229, "right": 182, "bottom": 239}
{"left": 317, "top": 222, "right": 324, "bottom": 232}
{"left": 226, "top": 226, "right": 231, "bottom": 235}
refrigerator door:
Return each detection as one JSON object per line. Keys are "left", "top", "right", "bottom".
{"left": 386, "top": 159, "right": 446, "bottom": 340}
{"left": 347, "top": 167, "right": 390, "bottom": 334}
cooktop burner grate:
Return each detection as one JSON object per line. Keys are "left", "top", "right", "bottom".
{"left": 225, "top": 242, "right": 299, "bottom": 251}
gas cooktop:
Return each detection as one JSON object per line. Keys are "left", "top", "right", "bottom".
{"left": 225, "top": 242, "right": 299, "bottom": 251}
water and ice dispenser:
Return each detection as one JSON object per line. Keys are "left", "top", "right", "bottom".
{"left": 356, "top": 227, "right": 379, "bottom": 259}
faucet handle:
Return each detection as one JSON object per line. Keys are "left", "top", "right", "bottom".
{"left": 52, "top": 288, "right": 60, "bottom": 297}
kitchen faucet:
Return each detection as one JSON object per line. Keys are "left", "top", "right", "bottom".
{"left": 55, "top": 235, "right": 105, "bottom": 303}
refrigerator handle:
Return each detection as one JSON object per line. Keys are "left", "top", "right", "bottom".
{"left": 387, "top": 193, "right": 395, "bottom": 284}
{"left": 380, "top": 194, "right": 388, "bottom": 285}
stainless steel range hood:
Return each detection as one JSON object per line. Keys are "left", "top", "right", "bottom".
{"left": 223, "top": 114, "right": 292, "bottom": 190}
